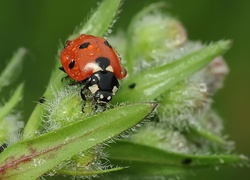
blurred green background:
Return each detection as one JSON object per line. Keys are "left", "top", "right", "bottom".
{"left": 1, "top": 0, "right": 249, "bottom": 179}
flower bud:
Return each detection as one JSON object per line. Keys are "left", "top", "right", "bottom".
{"left": 157, "top": 80, "right": 211, "bottom": 129}
{"left": 132, "top": 14, "right": 186, "bottom": 56}
{"left": 0, "top": 113, "right": 23, "bottom": 143}
{"left": 129, "top": 122, "right": 192, "bottom": 153}
{"left": 43, "top": 86, "right": 106, "bottom": 175}
{"left": 197, "top": 56, "right": 229, "bottom": 94}
{"left": 126, "top": 7, "right": 187, "bottom": 73}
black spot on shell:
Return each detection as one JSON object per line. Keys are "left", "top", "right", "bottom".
{"left": 69, "top": 60, "right": 75, "bottom": 69}
{"left": 95, "top": 57, "right": 110, "bottom": 71}
{"left": 79, "top": 42, "right": 90, "bottom": 49}
{"left": 104, "top": 40, "right": 112, "bottom": 49}
{"left": 128, "top": 83, "right": 136, "bottom": 89}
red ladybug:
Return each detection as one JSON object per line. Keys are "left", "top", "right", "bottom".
{"left": 60, "top": 34, "right": 127, "bottom": 110}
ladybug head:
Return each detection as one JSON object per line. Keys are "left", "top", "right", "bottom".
{"left": 93, "top": 90, "right": 113, "bottom": 105}
{"left": 86, "top": 71, "right": 119, "bottom": 104}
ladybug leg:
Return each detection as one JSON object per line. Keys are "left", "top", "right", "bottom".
{"left": 59, "top": 66, "right": 66, "bottom": 72}
{"left": 80, "top": 88, "right": 86, "bottom": 113}
{"left": 93, "top": 103, "right": 98, "bottom": 111}
{"left": 80, "top": 85, "right": 88, "bottom": 113}
{"left": 61, "top": 75, "right": 70, "bottom": 82}
{"left": 59, "top": 66, "right": 71, "bottom": 82}
{"left": 0, "top": 143, "right": 7, "bottom": 154}
{"left": 80, "top": 78, "right": 92, "bottom": 113}
{"left": 97, "top": 103, "right": 108, "bottom": 111}
{"left": 61, "top": 76, "right": 78, "bottom": 86}
{"left": 93, "top": 100, "right": 108, "bottom": 112}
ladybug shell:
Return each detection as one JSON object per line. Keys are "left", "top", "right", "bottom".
{"left": 60, "top": 34, "right": 127, "bottom": 82}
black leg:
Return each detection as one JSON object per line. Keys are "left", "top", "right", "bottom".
{"left": 61, "top": 75, "right": 70, "bottom": 82}
{"left": 59, "top": 66, "right": 66, "bottom": 72}
{"left": 100, "top": 103, "right": 108, "bottom": 111}
{"left": 93, "top": 102, "right": 98, "bottom": 111}
{"left": 93, "top": 101, "right": 108, "bottom": 112}
{"left": 0, "top": 143, "right": 7, "bottom": 153}
{"left": 79, "top": 78, "right": 92, "bottom": 113}
{"left": 59, "top": 66, "right": 72, "bottom": 82}
{"left": 80, "top": 87, "right": 87, "bottom": 113}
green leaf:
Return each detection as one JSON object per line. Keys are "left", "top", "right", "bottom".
{"left": 0, "top": 83, "right": 24, "bottom": 121}
{"left": 105, "top": 141, "right": 248, "bottom": 177}
{"left": 69, "top": 0, "right": 122, "bottom": 39}
{"left": 0, "top": 103, "right": 156, "bottom": 179}
{"left": 189, "top": 125, "right": 230, "bottom": 147}
{"left": 0, "top": 48, "right": 27, "bottom": 92}
{"left": 114, "top": 40, "right": 231, "bottom": 103}
{"left": 56, "top": 167, "right": 124, "bottom": 176}
{"left": 23, "top": 0, "right": 123, "bottom": 139}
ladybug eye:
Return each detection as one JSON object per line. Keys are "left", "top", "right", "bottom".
{"left": 79, "top": 42, "right": 90, "bottom": 49}
{"left": 90, "top": 75, "right": 99, "bottom": 85}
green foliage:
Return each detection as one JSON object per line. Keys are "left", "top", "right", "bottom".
{"left": 0, "top": 48, "right": 26, "bottom": 143}
{"left": 114, "top": 40, "right": 231, "bottom": 103}
{"left": 0, "top": 103, "right": 155, "bottom": 179}
{"left": 0, "top": 1, "right": 247, "bottom": 180}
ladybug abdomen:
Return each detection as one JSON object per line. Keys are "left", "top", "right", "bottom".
{"left": 60, "top": 34, "right": 127, "bottom": 82}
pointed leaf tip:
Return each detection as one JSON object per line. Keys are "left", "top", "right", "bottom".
{"left": 114, "top": 40, "right": 231, "bottom": 103}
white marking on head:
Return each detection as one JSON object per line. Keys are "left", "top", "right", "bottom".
{"left": 106, "top": 65, "right": 114, "bottom": 72}
{"left": 84, "top": 63, "right": 102, "bottom": 73}
{"left": 107, "top": 96, "right": 112, "bottom": 101}
{"left": 88, "top": 84, "right": 99, "bottom": 94}
{"left": 100, "top": 94, "right": 104, "bottom": 99}
{"left": 93, "top": 73, "right": 100, "bottom": 80}
{"left": 112, "top": 86, "right": 119, "bottom": 95}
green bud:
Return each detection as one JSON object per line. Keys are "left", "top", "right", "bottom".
{"left": 0, "top": 83, "right": 24, "bottom": 143}
{"left": 157, "top": 52, "right": 229, "bottom": 130}
{"left": 128, "top": 122, "right": 191, "bottom": 153}
{"left": 128, "top": 122, "right": 209, "bottom": 154}
{"left": 43, "top": 86, "right": 96, "bottom": 131}
{"left": 131, "top": 14, "right": 186, "bottom": 57}
{"left": 0, "top": 113, "right": 23, "bottom": 143}
{"left": 125, "top": 3, "right": 187, "bottom": 73}
{"left": 197, "top": 56, "right": 229, "bottom": 94}
{"left": 43, "top": 86, "right": 106, "bottom": 175}
{"left": 157, "top": 80, "right": 211, "bottom": 129}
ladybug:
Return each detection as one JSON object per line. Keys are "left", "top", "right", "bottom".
{"left": 60, "top": 34, "right": 127, "bottom": 111}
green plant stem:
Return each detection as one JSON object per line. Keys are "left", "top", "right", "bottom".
{"left": 0, "top": 48, "right": 27, "bottom": 92}
{"left": 22, "top": 0, "right": 123, "bottom": 139}
{"left": 22, "top": 70, "right": 64, "bottom": 139}
{"left": 0, "top": 83, "right": 24, "bottom": 120}
{"left": 69, "top": 0, "right": 122, "bottom": 40}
